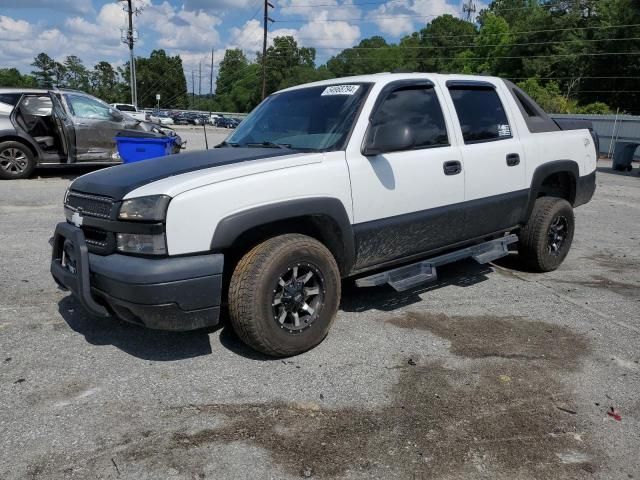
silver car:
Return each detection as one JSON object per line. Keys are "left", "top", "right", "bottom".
{"left": 0, "top": 88, "right": 182, "bottom": 179}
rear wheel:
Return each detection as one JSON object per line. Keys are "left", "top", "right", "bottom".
{"left": 0, "top": 141, "right": 36, "bottom": 180}
{"left": 228, "top": 234, "right": 341, "bottom": 357}
{"left": 517, "top": 196, "right": 575, "bottom": 272}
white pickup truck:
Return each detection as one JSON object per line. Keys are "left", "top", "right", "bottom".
{"left": 110, "top": 103, "right": 148, "bottom": 122}
{"left": 52, "top": 73, "right": 597, "bottom": 356}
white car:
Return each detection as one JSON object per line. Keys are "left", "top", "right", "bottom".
{"left": 51, "top": 73, "right": 597, "bottom": 356}
{"left": 148, "top": 113, "right": 174, "bottom": 125}
{"left": 110, "top": 103, "right": 148, "bottom": 122}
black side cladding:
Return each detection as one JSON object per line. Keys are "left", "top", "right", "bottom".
{"left": 69, "top": 148, "right": 297, "bottom": 200}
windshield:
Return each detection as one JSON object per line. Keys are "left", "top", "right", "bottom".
{"left": 115, "top": 104, "right": 136, "bottom": 112}
{"left": 226, "top": 83, "right": 371, "bottom": 151}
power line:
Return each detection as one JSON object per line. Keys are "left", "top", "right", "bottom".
{"left": 316, "top": 51, "right": 640, "bottom": 60}
{"left": 262, "top": 35, "right": 640, "bottom": 52}
{"left": 287, "top": 22, "right": 640, "bottom": 41}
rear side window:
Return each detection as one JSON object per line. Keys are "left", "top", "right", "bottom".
{"left": 372, "top": 86, "right": 449, "bottom": 149}
{"left": 449, "top": 87, "right": 511, "bottom": 143}
{"left": 0, "top": 93, "right": 21, "bottom": 114}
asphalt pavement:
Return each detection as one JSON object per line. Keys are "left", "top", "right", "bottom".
{"left": 0, "top": 155, "right": 639, "bottom": 479}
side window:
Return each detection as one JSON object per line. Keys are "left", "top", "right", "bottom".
{"left": 372, "top": 86, "right": 449, "bottom": 149}
{"left": 0, "top": 93, "right": 21, "bottom": 114}
{"left": 65, "top": 94, "right": 112, "bottom": 120}
{"left": 449, "top": 87, "right": 512, "bottom": 143}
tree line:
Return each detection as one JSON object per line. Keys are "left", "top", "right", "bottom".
{"left": 215, "top": 0, "right": 640, "bottom": 114}
{"left": 0, "top": 50, "right": 189, "bottom": 109}
{"left": 1, "top": 0, "right": 638, "bottom": 114}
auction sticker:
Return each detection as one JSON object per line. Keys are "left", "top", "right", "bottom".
{"left": 321, "top": 85, "right": 360, "bottom": 96}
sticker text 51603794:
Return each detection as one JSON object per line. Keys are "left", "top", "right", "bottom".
{"left": 321, "top": 85, "right": 360, "bottom": 96}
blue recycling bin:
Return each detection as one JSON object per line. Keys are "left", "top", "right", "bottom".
{"left": 115, "top": 132, "right": 176, "bottom": 163}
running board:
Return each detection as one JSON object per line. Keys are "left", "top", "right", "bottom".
{"left": 355, "top": 234, "right": 518, "bottom": 292}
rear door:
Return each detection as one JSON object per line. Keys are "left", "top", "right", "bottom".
{"left": 444, "top": 80, "right": 527, "bottom": 238}
{"left": 347, "top": 80, "right": 465, "bottom": 269}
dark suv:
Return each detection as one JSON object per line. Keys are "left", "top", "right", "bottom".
{"left": 0, "top": 88, "right": 182, "bottom": 179}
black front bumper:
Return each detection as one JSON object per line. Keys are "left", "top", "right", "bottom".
{"left": 51, "top": 222, "right": 223, "bottom": 331}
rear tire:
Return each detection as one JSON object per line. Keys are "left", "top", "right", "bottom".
{"left": 228, "top": 234, "right": 341, "bottom": 357}
{"left": 0, "top": 141, "right": 36, "bottom": 180}
{"left": 517, "top": 196, "right": 575, "bottom": 272}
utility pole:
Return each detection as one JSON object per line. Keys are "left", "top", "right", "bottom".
{"left": 209, "top": 48, "right": 214, "bottom": 118}
{"left": 262, "top": 0, "right": 274, "bottom": 100}
{"left": 462, "top": 0, "right": 476, "bottom": 22}
{"left": 198, "top": 61, "right": 202, "bottom": 98}
{"left": 120, "top": 0, "right": 142, "bottom": 106}
{"left": 191, "top": 70, "right": 195, "bottom": 108}
{"left": 210, "top": 48, "right": 214, "bottom": 98}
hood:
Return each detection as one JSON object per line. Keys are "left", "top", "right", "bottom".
{"left": 70, "top": 147, "right": 297, "bottom": 200}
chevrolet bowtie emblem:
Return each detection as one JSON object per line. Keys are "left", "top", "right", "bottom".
{"left": 71, "top": 211, "right": 83, "bottom": 227}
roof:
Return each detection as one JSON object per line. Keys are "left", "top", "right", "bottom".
{"left": 277, "top": 72, "right": 503, "bottom": 93}
{"left": 0, "top": 87, "right": 90, "bottom": 95}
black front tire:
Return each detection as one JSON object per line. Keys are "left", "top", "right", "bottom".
{"left": 228, "top": 234, "right": 341, "bottom": 357}
{"left": 0, "top": 141, "right": 36, "bottom": 180}
{"left": 517, "top": 196, "right": 575, "bottom": 272}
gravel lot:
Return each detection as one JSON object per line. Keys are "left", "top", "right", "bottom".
{"left": 1, "top": 153, "right": 639, "bottom": 479}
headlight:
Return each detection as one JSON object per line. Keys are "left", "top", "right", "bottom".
{"left": 116, "top": 233, "right": 167, "bottom": 255}
{"left": 118, "top": 195, "right": 170, "bottom": 221}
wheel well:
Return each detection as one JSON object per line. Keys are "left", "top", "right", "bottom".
{"left": 538, "top": 171, "right": 576, "bottom": 205}
{"left": 223, "top": 215, "right": 348, "bottom": 277}
{"left": 0, "top": 136, "right": 38, "bottom": 160}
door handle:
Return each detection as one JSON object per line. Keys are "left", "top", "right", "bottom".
{"left": 506, "top": 153, "right": 520, "bottom": 166}
{"left": 443, "top": 160, "right": 462, "bottom": 175}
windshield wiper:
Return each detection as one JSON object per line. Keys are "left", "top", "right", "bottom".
{"left": 215, "top": 140, "right": 240, "bottom": 148}
{"left": 245, "top": 141, "right": 292, "bottom": 149}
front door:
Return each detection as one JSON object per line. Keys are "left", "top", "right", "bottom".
{"left": 48, "top": 92, "right": 75, "bottom": 163}
{"left": 347, "top": 81, "right": 465, "bottom": 270}
{"left": 61, "top": 92, "right": 122, "bottom": 162}
{"left": 444, "top": 81, "right": 527, "bottom": 238}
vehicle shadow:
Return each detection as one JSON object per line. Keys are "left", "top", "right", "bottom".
{"left": 57, "top": 259, "right": 500, "bottom": 361}
{"left": 596, "top": 165, "right": 638, "bottom": 177}
{"left": 34, "top": 165, "right": 112, "bottom": 180}
{"left": 340, "top": 259, "right": 494, "bottom": 313}
{"left": 58, "top": 296, "right": 219, "bottom": 361}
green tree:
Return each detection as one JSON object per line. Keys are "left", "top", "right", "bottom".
{"left": 31, "top": 52, "right": 57, "bottom": 87}
{"left": 215, "top": 49, "right": 249, "bottom": 97}
{"left": 0, "top": 68, "right": 37, "bottom": 87}
{"left": 134, "top": 50, "right": 188, "bottom": 109}
{"left": 63, "top": 55, "right": 90, "bottom": 91}
{"left": 327, "top": 36, "right": 402, "bottom": 76}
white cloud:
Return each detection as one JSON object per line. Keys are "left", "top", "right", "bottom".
{"left": 297, "top": 12, "right": 360, "bottom": 48}
{"left": 227, "top": 19, "right": 299, "bottom": 55}
{"left": 277, "top": 0, "right": 361, "bottom": 21}
{"left": 368, "top": 0, "right": 459, "bottom": 37}
{"left": 0, "top": 0, "right": 93, "bottom": 14}
{"left": 182, "top": 0, "right": 256, "bottom": 12}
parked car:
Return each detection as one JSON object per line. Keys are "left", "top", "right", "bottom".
{"left": 110, "top": 103, "right": 148, "bottom": 122}
{"left": 148, "top": 111, "right": 175, "bottom": 125}
{"left": 171, "top": 112, "right": 199, "bottom": 125}
{"left": 216, "top": 117, "right": 239, "bottom": 129}
{"left": 0, "top": 88, "right": 182, "bottom": 179}
{"left": 50, "top": 73, "right": 597, "bottom": 357}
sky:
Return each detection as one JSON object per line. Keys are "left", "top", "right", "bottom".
{"left": 0, "top": 0, "right": 476, "bottom": 92}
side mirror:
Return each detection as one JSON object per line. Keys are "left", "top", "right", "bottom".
{"left": 109, "top": 108, "right": 124, "bottom": 121}
{"left": 363, "top": 122, "right": 414, "bottom": 156}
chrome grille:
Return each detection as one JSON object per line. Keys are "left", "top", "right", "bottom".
{"left": 65, "top": 191, "right": 114, "bottom": 219}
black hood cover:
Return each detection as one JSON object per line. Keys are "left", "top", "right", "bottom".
{"left": 70, "top": 147, "right": 295, "bottom": 200}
